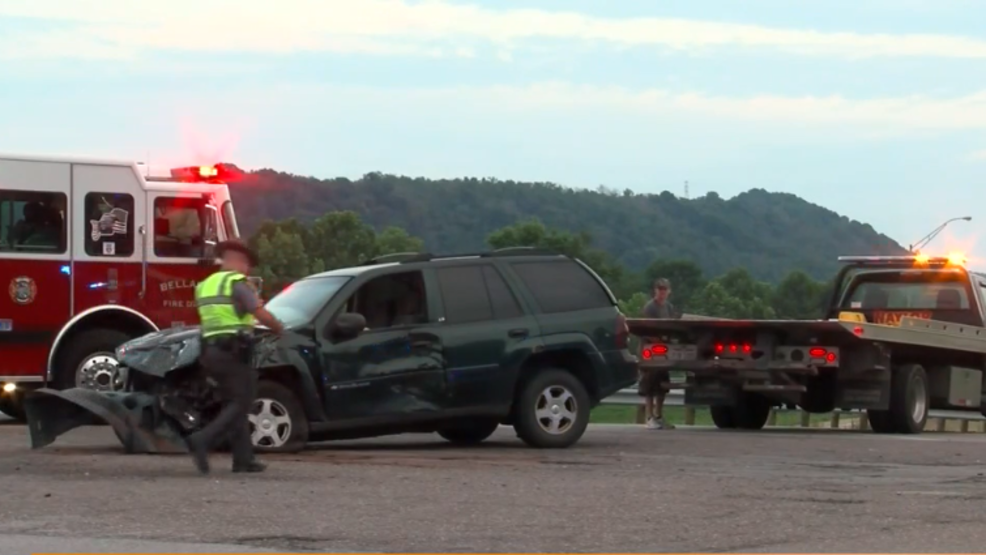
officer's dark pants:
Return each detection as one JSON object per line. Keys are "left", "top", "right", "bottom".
{"left": 190, "top": 342, "right": 257, "bottom": 466}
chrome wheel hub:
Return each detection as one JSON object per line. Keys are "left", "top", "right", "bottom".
{"left": 535, "top": 385, "right": 578, "bottom": 435}
{"left": 76, "top": 353, "right": 126, "bottom": 392}
{"left": 911, "top": 376, "right": 928, "bottom": 423}
{"left": 248, "top": 398, "right": 292, "bottom": 448}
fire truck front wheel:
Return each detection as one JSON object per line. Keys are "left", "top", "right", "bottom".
{"left": 54, "top": 329, "right": 133, "bottom": 392}
{"left": 0, "top": 396, "right": 26, "bottom": 421}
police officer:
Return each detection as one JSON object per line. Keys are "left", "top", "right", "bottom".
{"left": 185, "top": 239, "right": 284, "bottom": 475}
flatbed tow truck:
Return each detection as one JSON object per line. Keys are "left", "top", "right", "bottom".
{"left": 630, "top": 254, "right": 986, "bottom": 434}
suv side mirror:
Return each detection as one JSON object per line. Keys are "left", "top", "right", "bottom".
{"left": 326, "top": 312, "right": 367, "bottom": 342}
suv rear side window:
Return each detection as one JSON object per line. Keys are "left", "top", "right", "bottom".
{"left": 510, "top": 259, "right": 613, "bottom": 313}
{"left": 437, "top": 266, "right": 494, "bottom": 324}
{"left": 483, "top": 265, "right": 523, "bottom": 319}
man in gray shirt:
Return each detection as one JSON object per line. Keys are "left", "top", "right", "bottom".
{"left": 638, "top": 278, "right": 678, "bottom": 429}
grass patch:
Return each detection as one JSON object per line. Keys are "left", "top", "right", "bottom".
{"left": 590, "top": 404, "right": 840, "bottom": 427}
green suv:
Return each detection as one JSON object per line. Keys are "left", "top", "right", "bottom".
{"left": 24, "top": 248, "right": 639, "bottom": 452}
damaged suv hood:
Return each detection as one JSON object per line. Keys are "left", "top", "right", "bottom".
{"left": 116, "top": 326, "right": 281, "bottom": 377}
{"left": 115, "top": 326, "right": 204, "bottom": 377}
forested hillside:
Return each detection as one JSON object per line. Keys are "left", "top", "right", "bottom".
{"left": 228, "top": 169, "right": 905, "bottom": 282}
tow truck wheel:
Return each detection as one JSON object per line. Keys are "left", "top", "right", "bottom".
{"left": 709, "top": 406, "right": 737, "bottom": 429}
{"left": 55, "top": 329, "right": 132, "bottom": 392}
{"left": 887, "top": 363, "right": 929, "bottom": 434}
{"left": 734, "top": 392, "right": 772, "bottom": 430}
{"left": 866, "top": 409, "right": 895, "bottom": 433}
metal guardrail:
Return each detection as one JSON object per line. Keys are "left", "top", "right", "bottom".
{"left": 602, "top": 388, "right": 986, "bottom": 430}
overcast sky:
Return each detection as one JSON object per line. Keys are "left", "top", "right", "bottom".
{"left": 2, "top": 0, "right": 985, "bottom": 265}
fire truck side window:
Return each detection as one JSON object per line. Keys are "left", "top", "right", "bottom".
{"left": 83, "top": 192, "right": 135, "bottom": 257}
{"left": 154, "top": 197, "right": 214, "bottom": 258}
{"left": 0, "top": 190, "right": 67, "bottom": 254}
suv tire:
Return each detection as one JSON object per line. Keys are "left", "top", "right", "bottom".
{"left": 513, "top": 368, "right": 591, "bottom": 449}
{"left": 55, "top": 328, "right": 132, "bottom": 391}
{"left": 250, "top": 380, "right": 309, "bottom": 453}
{"left": 437, "top": 418, "right": 500, "bottom": 445}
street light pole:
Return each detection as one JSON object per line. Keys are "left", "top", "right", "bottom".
{"left": 908, "top": 216, "right": 972, "bottom": 253}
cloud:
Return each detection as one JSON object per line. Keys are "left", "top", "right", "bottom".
{"left": 4, "top": 0, "right": 986, "bottom": 61}
{"left": 970, "top": 149, "right": 986, "bottom": 160}
{"left": 247, "top": 82, "right": 986, "bottom": 131}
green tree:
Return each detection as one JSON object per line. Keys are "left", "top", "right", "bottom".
{"left": 690, "top": 281, "right": 746, "bottom": 318}
{"left": 308, "top": 211, "right": 378, "bottom": 270}
{"left": 255, "top": 228, "right": 315, "bottom": 296}
{"left": 771, "top": 270, "right": 826, "bottom": 319}
{"left": 618, "top": 292, "right": 649, "bottom": 317}
{"left": 375, "top": 226, "right": 425, "bottom": 256}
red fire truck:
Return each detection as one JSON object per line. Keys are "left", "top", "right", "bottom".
{"left": 0, "top": 153, "right": 247, "bottom": 420}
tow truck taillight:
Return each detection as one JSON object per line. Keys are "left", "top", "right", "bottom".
{"left": 641, "top": 344, "right": 668, "bottom": 359}
{"left": 714, "top": 343, "right": 752, "bottom": 355}
{"left": 808, "top": 347, "right": 838, "bottom": 363}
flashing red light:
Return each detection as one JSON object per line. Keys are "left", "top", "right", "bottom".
{"left": 714, "top": 343, "right": 724, "bottom": 354}
{"left": 742, "top": 344, "right": 752, "bottom": 353}
{"left": 808, "top": 347, "right": 827, "bottom": 358}
{"left": 169, "top": 163, "right": 240, "bottom": 183}
{"left": 641, "top": 349, "right": 652, "bottom": 360}
{"left": 825, "top": 352, "right": 837, "bottom": 363}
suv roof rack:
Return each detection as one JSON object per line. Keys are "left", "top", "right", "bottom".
{"left": 359, "top": 247, "right": 563, "bottom": 266}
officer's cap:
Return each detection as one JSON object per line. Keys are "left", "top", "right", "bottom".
{"left": 216, "top": 239, "right": 260, "bottom": 267}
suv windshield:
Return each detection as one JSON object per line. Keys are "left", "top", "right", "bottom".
{"left": 264, "top": 276, "right": 351, "bottom": 327}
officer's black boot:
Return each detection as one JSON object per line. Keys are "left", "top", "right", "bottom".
{"left": 185, "top": 434, "right": 210, "bottom": 475}
{"left": 232, "top": 459, "right": 267, "bottom": 473}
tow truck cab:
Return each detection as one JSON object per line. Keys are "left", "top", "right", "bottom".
{"left": 827, "top": 255, "right": 985, "bottom": 328}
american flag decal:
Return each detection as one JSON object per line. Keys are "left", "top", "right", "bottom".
{"left": 90, "top": 207, "right": 129, "bottom": 241}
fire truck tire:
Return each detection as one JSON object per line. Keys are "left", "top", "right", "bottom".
{"left": 54, "top": 328, "right": 133, "bottom": 391}
{"left": 709, "top": 406, "right": 737, "bottom": 429}
{"left": 886, "top": 363, "right": 929, "bottom": 434}
{"left": 0, "top": 396, "right": 26, "bottom": 421}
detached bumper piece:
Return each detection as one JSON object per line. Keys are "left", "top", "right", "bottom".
{"left": 23, "top": 388, "right": 189, "bottom": 454}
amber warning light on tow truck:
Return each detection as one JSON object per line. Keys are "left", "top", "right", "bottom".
{"left": 838, "top": 252, "right": 968, "bottom": 267}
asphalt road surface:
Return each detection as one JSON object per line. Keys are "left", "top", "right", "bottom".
{"left": 3, "top": 419, "right": 986, "bottom": 553}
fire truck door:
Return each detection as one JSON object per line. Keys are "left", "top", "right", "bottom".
{"left": 145, "top": 191, "right": 220, "bottom": 328}
{"left": 0, "top": 159, "right": 72, "bottom": 379}
{"left": 70, "top": 164, "right": 147, "bottom": 315}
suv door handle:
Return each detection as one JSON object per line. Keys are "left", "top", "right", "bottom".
{"left": 508, "top": 328, "right": 529, "bottom": 338}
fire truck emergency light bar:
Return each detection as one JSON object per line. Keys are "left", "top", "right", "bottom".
{"left": 837, "top": 253, "right": 967, "bottom": 266}
{"left": 168, "top": 163, "right": 240, "bottom": 183}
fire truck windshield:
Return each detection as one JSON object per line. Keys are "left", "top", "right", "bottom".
{"left": 265, "top": 276, "right": 352, "bottom": 327}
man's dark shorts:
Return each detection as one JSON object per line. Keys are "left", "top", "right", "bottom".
{"left": 638, "top": 368, "right": 670, "bottom": 397}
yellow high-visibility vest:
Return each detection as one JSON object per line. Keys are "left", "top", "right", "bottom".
{"left": 195, "top": 270, "right": 256, "bottom": 338}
